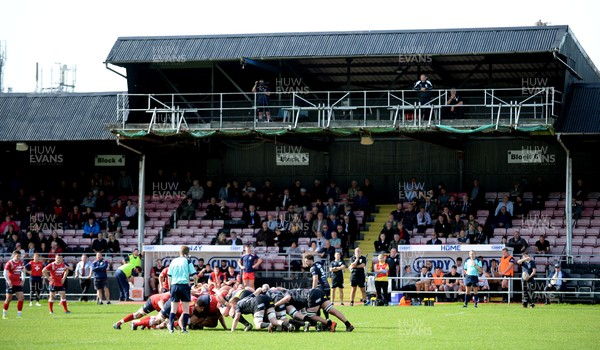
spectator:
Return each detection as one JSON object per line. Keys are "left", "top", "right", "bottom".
{"left": 415, "top": 266, "right": 433, "bottom": 296}
{"left": 403, "top": 203, "right": 417, "bottom": 232}
{"left": 106, "top": 233, "right": 121, "bottom": 253}
{"left": 0, "top": 215, "right": 19, "bottom": 236}
{"left": 95, "top": 190, "right": 110, "bottom": 212}
{"left": 48, "top": 241, "right": 63, "bottom": 260}
{"left": 204, "top": 179, "right": 219, "bottom": 202}
{"left": 287, "top": 242, "right": 303, "bottom": 272}
{"left": 352, "top": 190, "right": 369, "bottom": 213}
{"left": 329, "top": 231, "right": 342, "bottom": 254}
{"left": 413, "top": 74, "right": 433, "bottom": 106}
{"left": 374, "top": 233, "right": 388, "bottom": 253}
{"left": 470, "top": 179, "right": 483, "bottom": 210}
{"left": 416, "top": 207, "right": 432, "bottom": 234}
{"left": 507, "top": 231, "right": 528, "bottom": 254}
{"left": 544, "top": 264, "right": 564, "bottom": 304}
{"left": 81, "top": 191, "right": 97, "bottom": 210}
{"left": 319, "top": 240, "right": 335, "bottom": 262}
{"left": 242, "top": 205, "right": 261, "bottom": 229}
{"left": 242, "top": 189, "right": 261, "bottom": 212}
{"left": 260, "top": 179, "right": 277, "bottom": 211}
{"left": 390, "top": 203, "right": 404, "bottom": 223}
{"left": 451, "top": 214, "right": 465, "bottom": 236}
{"left": 459, "top": 194, "right": 472, "bottom": 218}
{"left": 493, "top": 206, "right": 513, "bottom": 230}
{"left": 513, "top": 196, "right": 529, "bottom": 220}
{"left": 67, "top": 206, "right": 84, "bottom": 229}
{"left": 106, "top": 215, "right": 122, "bottom": 236}
{"left": 48, "top": 230, "right": 67, "bottom": 251}
{"left": 373, "top": 254, "right": 390, "bottom": 304}
{"left": 573, "top": 178, "right": 587, "bottom": 202}
{"left": 457, "top": 230, "right": 469, "bottom": 244}
{"left": 438, "top": 188, "right": 451, "bottom": 209}
{"left": 323, "top": 198, "right": 339, "bottom": 218}
{"left": 326, "top": 181, "right": 341, "bottom": 203}
{"left": 252, "top": 79, "right": 271, "bottom": 121}
{"left": 124, "top": 199, "right": 137, "bottom": 220}
{"left": 217, "top": 199, "right": 230, "bottom": 220}
{"left": 488, "top": 259, "right": 502, "bottom": 291}
{"left": 256, "top": 221, "right": 273, "bottom": 247}
{"left": 228, "top": 231, "right": 243, "bottom": 246}
{"left": 278, "top": 189, "right": 293, "bottom": 212}
{"left": 117, "top": 170, "right": 134, "bottom": 195}
{"left": 434, "top": 215, "right": 452, "bottom": 238}
{"left": 82, "top": 207, "right": 96, "bottom": 223}
{"left": 271, "top": 227, "right": 286, "bottom": 248}
{"left": 186, "top": 180, "right": 204, "bottom": 204}
{"left": 508, "top": 180, "right": 523, "bottom": 202}
{"left": 534, "top": 235, "right": 551, "bottom": 254}
{"left": 92, "top": 234, "right": 108, "bottom": 253}
{"left": 347, "top": 180, "right": 360, "bottom": 200}
{"left": 180, "top": 196, "right": 197, "bottom": 220}
{"left": 443, "top": 87, "right": 464, "bottom": 118}
{"left": 474, "top": 225, "right": 487, "bottom": 244}
{"left": 82, "top": 218, "right": 101, "bottom": 239}
{"left": 495, "top": 196, "right": 514, "bottom": 216}
{"left": 426, "top": 232, "right": 442, "bottom": 245}
{"left": 443, "top": 265, "right": 463, "bottom": 301}
{"left": 110, "top": 199, "right": 126, "bottom": 219}
{"left": 203, "top": 197, "right": 220, "bottom": 220}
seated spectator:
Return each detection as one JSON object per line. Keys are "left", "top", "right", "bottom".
{"left": 323, "top": 198, "right": 339, "bottom": 218}
{"left": 531, "top": 176, "right": 548, "bottom": 210}
{"left": 420, "top": 196, "right": 438, "bottom": 219}
{"left": 149, "top": 259, "right": 165, "bottom": 294}
{"left": 415, "top": 266, "right": 433, "bottom": 295}
{"left": 352, "top": 190, "right": 369, "bottom": 213}
{"left": 81, "top": 191, "right": 97, "bottom": 209}
{"left": 256, "top": 221, "right": 273, "bottom": 247}
{"left": 92, "top": 234, "right": 108, "bottom": 253}
{"left": 508, "top": 180, "right": 523, "bottom": 202}
{"left": 95, "top": 190, "right": 110, "bottom": 212}
{"left": 488, "top": 259, "right": 501, "bottom": 291}
{"left": 82, "top": 207, "right": 96, "bottom": 223}
{"left": 493, "top": 206, "right": 512, "bottom": 230}
{"left": 426, "top": 232, "right": 442, "bottom": 245}
{"left": 288, "top": 214, "right": 304, "bottom": 239}
{"left": 217, "top": 199, "right": 230, "bottom": 220}
{"left": 271, "top": 228, "right": 287, "bottom": 248}
{"left": 242, "top": 189, "right": 261, "bottom": 212}
{"left": 572, "top": 198, "right": 583, "bottom": 220}
{"left": 242, "top": 205, "right": 261, "bottom": 229}
{"left": 451, "top": 214, "right": 465, "bottom": 236}
{"left": 228, "top": 231, "right": 243, "bottom": 246}
{"left": 311, "top": 212, "right": 327, "bottom": 237}
{"left": 203, "top": 197, "right": 221, "bottom": 220}
{"left": 48, "top": 241, "right": 63, "bottom": 260}
{"left": 380, "top": 221, "right": 397, "bottom": 243}
{"left": 82, "top": 218, "right": 101, "bottom": 238}
{"left": 374, "top": 233, "right": 388, "bottom": 253}
{"left": 459, "top": 194, "right": 472, "bottom": 218}
{"left": 388, "top": 233, "right": 402, "bottom": 251}
{"left": 211, "top": 232, "right": 229, "bottom": 245}
{"left": 416, "top": 207, "right": 432, "bottom": 234}
{"left": 495, "top": 195, "right": 514, "bottom": 216}
{"left": 573, "top": 178, "right": 587, "bottom": 202}
{"left": 67, "top": 206, "right": 84, "bottom": 229}
{"left": 534, "top": 235, "right": 551, "bottom": 254}
{"left": 506, "top": 231, "right": 528, "bottom": 254}
{"left": 187, "top": 180, "right": 204, "bottom": 204}
{"left": 474, "top": 225, "right": 487, "bottom": 244}
{"left": 457, "top": 230, "right": 469, "bottom": 244}
{"left": 204, "top": 179, "right": 219, "bottom": 203}
{"left": 442, "top": 88, "right": 464, "bottom": 118}
{"left": 306, "top": 241, "right": 319, "bottom": 254}
{"left": 347, "top": 180, "right": 360, "bottom": 200}
{"left": 124, "top": 199, "right": 137, "bottom": 220}
{"left": 179, "top": 196, "right": 197, "bottom": 220}
{"left": 437, "top": 188, "right": 450, "bottom": 208}
{"left": 0, "top": 215, "right": 19, "bottom": 235}
{"left": 402, "top": 203, "right": 418, "bottom": 232}
{"left": 106, "top": 215, "right": 122, "bottom": 235}
{"left": 48, "top": 230, "right": 67, "bottom": 251}
{"left": 513, "top": 196, "right": 529, "bottom": 220}
{"left": 330, "top": 231, "right": 343, "bottom": 254}
{"left": 390, "top": 203, "right": 404, "bottom": 223}
{"left": 107, "top": 233, "right": 120, "bottom": 253}
{"left": 434, "top": 215, "right": 451, "bottom": 238}
{"left": 52, "top": 199, "right": 67, "bottom": 223}
{"left": 443, "top": 265, "right": 463, "bottom": 301}
{"left": 110, "top": 199, "right": 126, "bottom": 219}
{"left": 287, "top": 242, "right": 303, "bottom": 271}
{"left": 319, "top": 239, "right": 335, "bottom": 262}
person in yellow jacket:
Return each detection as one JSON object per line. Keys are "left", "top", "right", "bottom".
{"left": 373, "top": 254, "right": 390, "bottom": 305}
{"left": 115, "top": 262, "right": 142, "bottom": 302}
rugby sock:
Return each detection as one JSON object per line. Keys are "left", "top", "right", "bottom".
{"left": 344, "top": 321, "right": 351, "bottom": 327}
{"left": 324, "top": 310, "right": 329, "bottom": 319}
{"left": 49, "top": 301, "right": 54, "bottom": 313}
{"left": 239, "top": 316, "right": 250, "bottom": 327}
{"left": 169, "top": 313, "right": 176, "bottom": 330}
{"left": 120, "top": 313, "right": 135, "bottom": 325}
{"left": 326, "top": 320, "right": 333, "bottom": 327}
{"left": 3, "top": 302, "right": 8, "bottom": 311}
{"left": 464, "top": 293, "right": 469, "bottom": 304}
{"left": 61, "top": 300, "right": 68, "bottom": 312}
{"left": 135, "top": 316, "right": 151, "bottom": 328}
{"left": 259, "top": 322, "right": 271, "bottom": 329}
{"left": 303, "top": 315, "right": 317, "bottom": 326}
{"left": 473, "top": 294, "right": 478, "bottom": 305}
{"left": 289, "top": 319, "right": 305, "bottom": 328}
{"left": 181, "top": 314, "right": 189, "bottom": 331}
{"left": 17, "top": 300, "right": 23, "bottom": 312}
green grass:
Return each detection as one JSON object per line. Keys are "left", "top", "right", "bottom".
{"left": 2, "top": 301, "right": 600, "bottom": 350}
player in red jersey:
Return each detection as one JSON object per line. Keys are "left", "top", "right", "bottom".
{"left": 113, "top": 292, "right": 171, "bottom": 329}
{"left": 131, "top": 295, "right": 198, "bottom": 330}
{"left": 25, "top": 253, "right": 45, "bottom": 307}
{"left": 159, "top": 267, "right": 169, "bottom": 292}
{"left": 3, "top": 250, "right": 25, "bottom": 319}
{"left": 42, "top": 255, "right": 71, "bottom": 314}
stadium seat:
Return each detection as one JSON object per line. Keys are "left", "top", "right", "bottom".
{"left": 573, "top": 228, "right": 587, "bottom": 237}
{"left": 200, "top": 220, "right": 213, "bottom": 228}
{"left": 181, "top": 228, "right": 194, "bottom": 237}
{"left": 212, "top": 220, "right": 224, "bottom": 228}
{"left": 544, "top": 201, "right": 558, "bottom": 210}
{"left": 582, "top": 238, "right": 597, "bottom": 247}
{"left": 589, "top": 219, "right": 600, "bottom": 227}
{"left": 548, "top": 192, "right": 561, "bottom": 200}
{"left": 153, "top": 220, "right": 166, "bottom": 228}
{"left": 193, "top": 228, "right": 206, "bottom": 237}
{"left": 587, "top": 192, "right": 600, "bottom": 200}
{"left": 583, "top": 200, "right": 598, "bottom": 209}
{"left": 148, "top": 211, "right": 161, "bottom": 219}
{"left": 231, "top": 211, "right": 243, "bottom": 219}
{"left": 572, "top": 237, "right": 584, "bottom": 247}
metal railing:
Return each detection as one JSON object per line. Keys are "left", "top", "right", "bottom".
{"left": 116, "top": 87, "right": 561, "bottom": 132}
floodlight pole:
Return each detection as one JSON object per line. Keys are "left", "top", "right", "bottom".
{"left": 116, "top": 139, "right": 145, "bottom": 253}
{"left": 557, "top": 134, "right": 572, "bottom": 263}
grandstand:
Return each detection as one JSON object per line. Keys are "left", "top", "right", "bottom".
{"left": 1, "top": 25, "right": 600, "bottom": 302}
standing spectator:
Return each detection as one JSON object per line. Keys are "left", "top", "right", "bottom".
{"left": 238, "top": 244, "right": 262, "bottom": 289}
{"left": 349, "top": 247, "right": 368, "bottom": 306}
{"left": 373, "top": 254, "right": 390, "bottom": 305}
{"left": 499, "top": 248, "right": 515, "bottom": 302}
{"left": 117, "top": 170, "right": 134, "bottom": 195}
{"left": 252, "top": 79, "right": 271, "bottom": 122}
{"left": 329, "top": 252, "right": 346, "bottom": 305}
{"left": 92, "top": 252, "right": 111, "bottom": 304}
{"left": 3, "top": 250, "right": 25, "bottom": 319}
{"left": 413, "top": 74, "right": 433, "bottom": 106}
{"left": 74, "top": 254, "right": 93, "bottom": 302}
{"left": 544, "top": 264, "right": 564, "bottom": 304}
{"left": 42, "top": 254, "right": 71, "bottom": 314}
{"left": 115, "top": 262, "right": 141, "bottom": 302}
{"left": 166, "top": 245, "right": 198, "bottom": 333}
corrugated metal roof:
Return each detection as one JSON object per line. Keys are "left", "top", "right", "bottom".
{"left": 106, "top": 26, "right": 569, "bottom": 64}
{"left": 0, "top": 93, "right": 121, "bottom": 141}
{"left": 557, "top": 83, "right": 600, "bottom": 133}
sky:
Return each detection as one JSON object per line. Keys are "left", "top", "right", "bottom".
{"left": 1, "top": 0, "right": 599, "bottom": 92}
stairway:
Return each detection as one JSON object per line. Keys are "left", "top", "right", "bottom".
{"left": 335, "top": 204, "right": 396, "bottom": 304}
